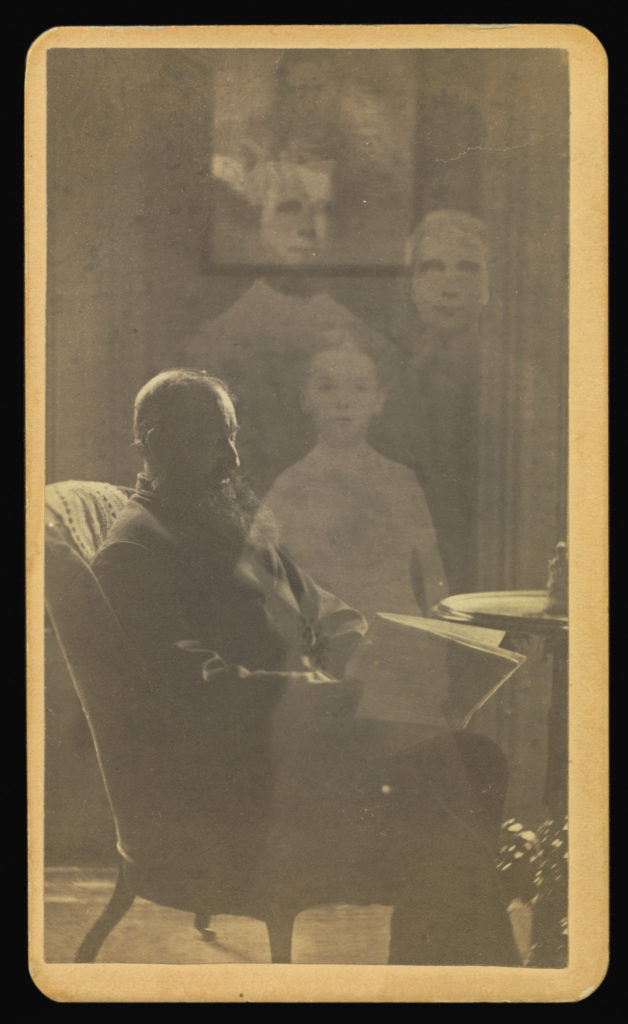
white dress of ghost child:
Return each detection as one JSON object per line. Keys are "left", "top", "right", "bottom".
{"left": 258, "top": 442, "right": 449, "bottom": 625}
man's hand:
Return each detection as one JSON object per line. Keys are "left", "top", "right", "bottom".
{"left": 300, "top": 669, "right": 338, "bottom": 684}
{"left": 198, "top": 654, "right": 362, "bottom": 731}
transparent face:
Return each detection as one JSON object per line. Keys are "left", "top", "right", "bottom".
{"left": 163, "top": 387, "right": 240, "bottom": 491}
{"left": 302, "top": 343, "right": 384, "bottom": 446}
{"left": 411, "top": 231, "right": 489, "bottom": 336}
{"left": 260, "top": 182, "right": 331, "bottom": 265}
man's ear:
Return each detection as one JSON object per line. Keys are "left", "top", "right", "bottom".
{"left": 143, "top": 427, "right": 161, "bottom": 465}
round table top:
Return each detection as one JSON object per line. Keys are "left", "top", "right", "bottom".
{"left": 433, "top": 590, "right": 568, "bottom": 634}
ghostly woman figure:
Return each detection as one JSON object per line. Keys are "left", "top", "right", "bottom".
{"left": 373, "top": 210, "right": 490, "bottom": 595}
{"left": 409, "top": 210, "right": 489, "bottom": 341}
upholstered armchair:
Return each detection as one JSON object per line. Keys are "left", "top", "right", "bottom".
{"left": 44, "top": 481, "right": 302, "bottom": 962}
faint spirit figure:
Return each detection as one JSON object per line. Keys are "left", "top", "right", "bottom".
{"left": 191, "top": 54, "right": 410, "bottom": 495}
{"left": 210, "top": 50, "right": 412, "bottom": 267}
{"left": 188, "top": 157, "right": 370, "bottom": 497}
{"left": 258, "top": 329, "right": 448, "bottom": 623}
{"left": 212, "top": 152, "right": 336, "bottom": 267}
{"left": 409, "top": 210, "right": 489, "bottom": 593}
{"left": 258, "top": 159, "right": 334, "bottom": 265}
{"left": 374, "top": 210, "right": 490, "bottom": 595}
{"left": 409, "top": 209, "right": 489, "bottom": 341}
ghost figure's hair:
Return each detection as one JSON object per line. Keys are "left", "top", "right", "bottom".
{"left": 214, "top": 152, "right": 334, "bottom": 211}
{"left": 257, "top": 159, "right": 333, "bottom": 212}
{"left": 304, "top": 325, "right": 395, "bottom": 389}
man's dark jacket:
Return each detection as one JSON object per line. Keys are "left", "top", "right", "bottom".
{"left": 90, "top": 478, "right": 367, "bottom": 911}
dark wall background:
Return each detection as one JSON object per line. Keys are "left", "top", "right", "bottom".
{"left": 44, "top": 47, "right": 569, "bottom": 862}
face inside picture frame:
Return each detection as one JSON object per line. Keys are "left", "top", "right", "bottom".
{"left": 26, "top": 26, "right": 608, "bottom": 1005}
{"left": 207, "top": 49, "right": 416, "bottom": 268}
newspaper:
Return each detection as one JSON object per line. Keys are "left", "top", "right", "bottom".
{"left": 347, "top": 612, "right": 525, "bottom": 729}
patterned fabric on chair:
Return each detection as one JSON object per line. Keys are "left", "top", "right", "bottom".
{"left": 45, "top": 480, "right": 133, "bottom": 561}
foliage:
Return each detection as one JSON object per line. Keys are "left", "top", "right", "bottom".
{"left": 497, "top": 816, "right": 568, "bottom": 968}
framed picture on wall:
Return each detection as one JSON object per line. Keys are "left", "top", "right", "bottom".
{"left": 204, "top": 49, "right": 417, "bottom": 270}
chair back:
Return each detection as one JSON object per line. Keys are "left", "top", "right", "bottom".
{"left": 44, "top": 521, "right": 163, "bottom": 862}
{"left": 45, "top": 480, "right": 133, "bottom": 559}
{"left": 44, "top": 483, "right": 186, "bottom": 862}
{"left": 43, "top": 481, "right": 249, "bottom": 912}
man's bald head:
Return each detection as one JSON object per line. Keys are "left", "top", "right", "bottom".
{"left": 133, "top": 369, "right": 234, "bottom": 449}
{"left": 133, "top": 369, "right": 240, "bottom": 495}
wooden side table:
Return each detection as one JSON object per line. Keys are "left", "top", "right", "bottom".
{"left": 432, "top": 591, "right": 568, "bottom": 819}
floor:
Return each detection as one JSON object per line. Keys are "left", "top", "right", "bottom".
{"left": 43, "top": 867, "right": 531, "bottom": 965}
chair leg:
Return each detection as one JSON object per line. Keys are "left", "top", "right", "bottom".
{"left": 194, "top": 907, "right": 217, "bottom": 943}
{"left": 74, "top": 861, "right": 136, "bottom": 963}
{"left": 266, "top": 910, "right": 294, "bottom": 963}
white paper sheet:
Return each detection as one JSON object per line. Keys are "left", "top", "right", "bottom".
{"left": 346, "top": 613, "right": 526, "bottom": 728}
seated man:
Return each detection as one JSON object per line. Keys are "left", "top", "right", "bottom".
{"left": 92, "top": 368, "right": 520, "bottom": 965}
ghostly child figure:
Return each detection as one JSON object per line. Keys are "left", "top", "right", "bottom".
{"left": 258, "top": 328, "right": 448, "bottom": 624}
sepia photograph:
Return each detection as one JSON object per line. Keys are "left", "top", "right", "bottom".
{"left": 26, "top": 25, "right": 608, "bottom": 1002}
